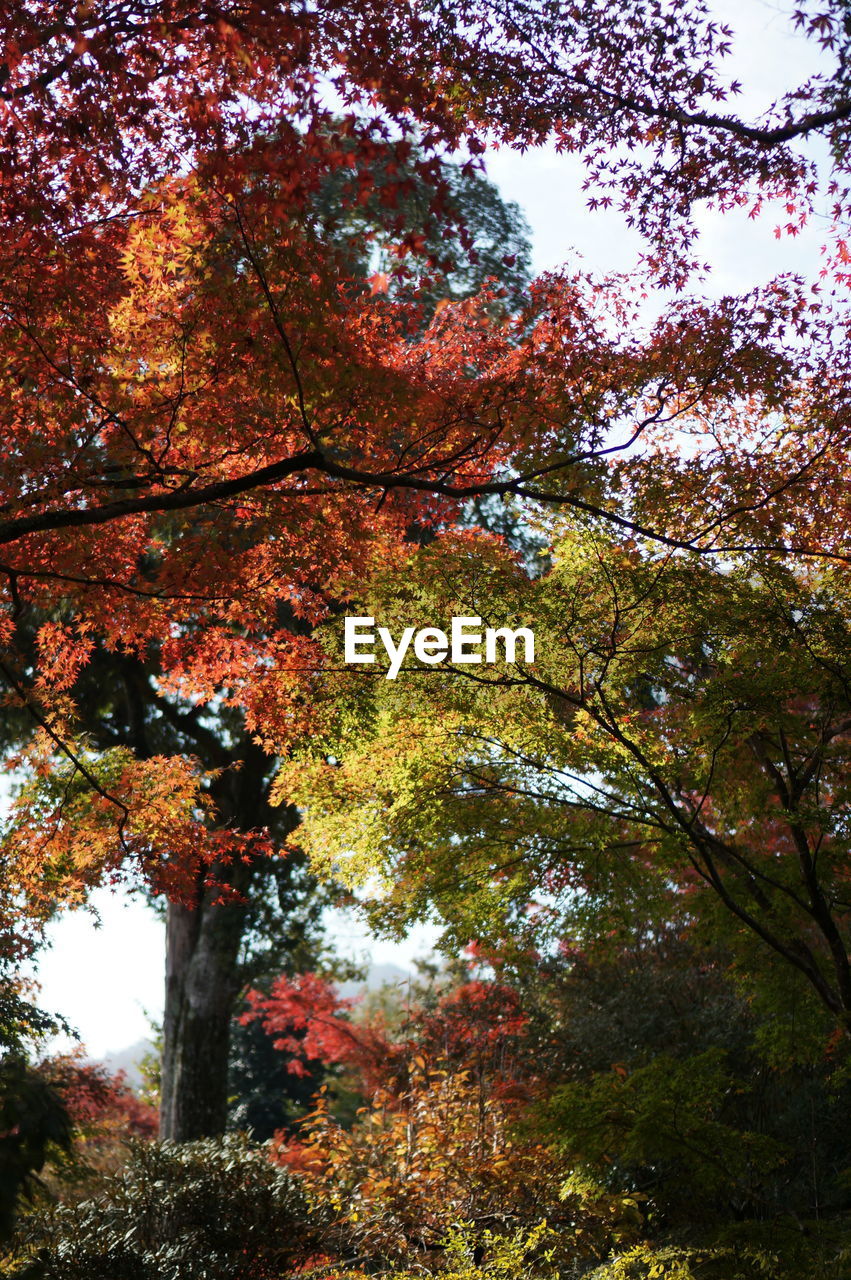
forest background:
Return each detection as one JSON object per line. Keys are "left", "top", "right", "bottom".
{"left": 2, "top": 1, "right": 851, "bottom": 1279}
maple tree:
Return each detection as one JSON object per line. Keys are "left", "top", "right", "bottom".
{"left": 1, "top": 0, "right": 849, "bottom": 714}
{"left": 2, "top": 0, "right": 541, "bottom": 1140}
{"left": 241, "top": 964, "right": 532, "bottom": 1101}
{"left": 3, "top": 4, "right": 851, "bottom": 1277}
{"left": 0, "top": 0, "right": 846, "bottom": 817}
{"left": 280, "top": 526, "right": 851, "bottom": 1043}
{"left": 403, "top": 0, "right": 851, "bottom": 283}
{"left": 0, "top": 147, "right": 530, "bottom": 1143}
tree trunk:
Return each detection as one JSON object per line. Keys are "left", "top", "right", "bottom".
{"left": 156, "top": 737, "right": 301, "bottom": 1141}
{"left": 160, "top": 892, "right": 248, "bottom": 1141}
{"left": 72, "top": 654, "right": 305, "bottom": 1142}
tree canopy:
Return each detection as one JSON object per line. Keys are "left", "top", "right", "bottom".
{"left": 4, "top": 3, "right": 851, "bottom": 1272}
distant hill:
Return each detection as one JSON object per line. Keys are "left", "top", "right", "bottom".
{"left": 337, "top": 961, "right": 415, "bottom": 1000}
{"left": 101, "top": 1038, "right": 155, "bottom": 1090}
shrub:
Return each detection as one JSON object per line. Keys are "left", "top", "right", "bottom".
{"left": 9, "top": 1134, "right": 319, "bottom": 1279}
{"left": 276, "top": 1069, "right": 642, "bottom": 1275}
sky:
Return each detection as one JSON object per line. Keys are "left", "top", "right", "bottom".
{"left": 33, "top": 0, "right": 830, "bottom": 1060}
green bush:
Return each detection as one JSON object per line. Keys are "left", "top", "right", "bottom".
{"left": 585, "top": 1230, "right": 851, "bottom": 1280}
{"left": 9, "top": 1134, "right": 319, "bottom": 1279}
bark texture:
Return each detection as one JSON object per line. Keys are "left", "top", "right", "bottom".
{"left": 160, "top": 894, "right": 248, "bottom": 1140}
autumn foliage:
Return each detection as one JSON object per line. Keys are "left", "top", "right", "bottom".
{"left": 1, "top": 0, "right": 851, "bottom": 972}
{"left": 244, "top": 969, "right": 639, "bottom": 1274}
{"left": 4, "top": 1, "right": 851, "bottom": 1276}
{"left": 43, "top": 1055, "right": 157, "bottom": 1144}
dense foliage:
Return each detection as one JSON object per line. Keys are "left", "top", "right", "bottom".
{"left": 7, "top": 1136, "right": 313, "bottom": 1279}
{"left": 283, "top": 530, "right": 851, "bottom": 1040}
{"left": 3, "top": 0, "right": 851, "bottom": 1275}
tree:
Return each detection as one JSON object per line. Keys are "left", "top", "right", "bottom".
{"left": 0, "top": 1055, "right": 72, "bottom": 1245}
{"left": 2, "top": 1, "right": 848, "bottom": 806}
{"left": 46, "top": 641, "right": 331, "bottom": 1142}
{"left": 0, "top": 983, "right": 80, "bottom": 1244}
{"left": 278, "top": 526, "right": 851, "bottom": 1042}
{"left": 503, "top": 930, "right": 851, "bottom": 1236}
{"left": 2, "top": 2, "right": 848, "bottom": 674}
{"left": 0, "top": 91, "right": 535, "bottom": 1130}
{"left": 0, "top": 142, "right": 530, "bottom": 1142}
{"left": 218, "top": 930, "right": 851, "bottom": 1272}
{"left": 243, "top": 965, "right": 640, "bottom": 1275}
{"left": 227, "top": 995, "right": 326, "bottom": 1142}
{"left": 400, "top": 0, "right": 851, "bottom": 284}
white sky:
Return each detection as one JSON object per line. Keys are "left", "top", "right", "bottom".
{"left": 35, "top": 889, "right": 440, "bottom": 1058}
{"left": 34, "top": 0, "right": 830, "bottom": 1059}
